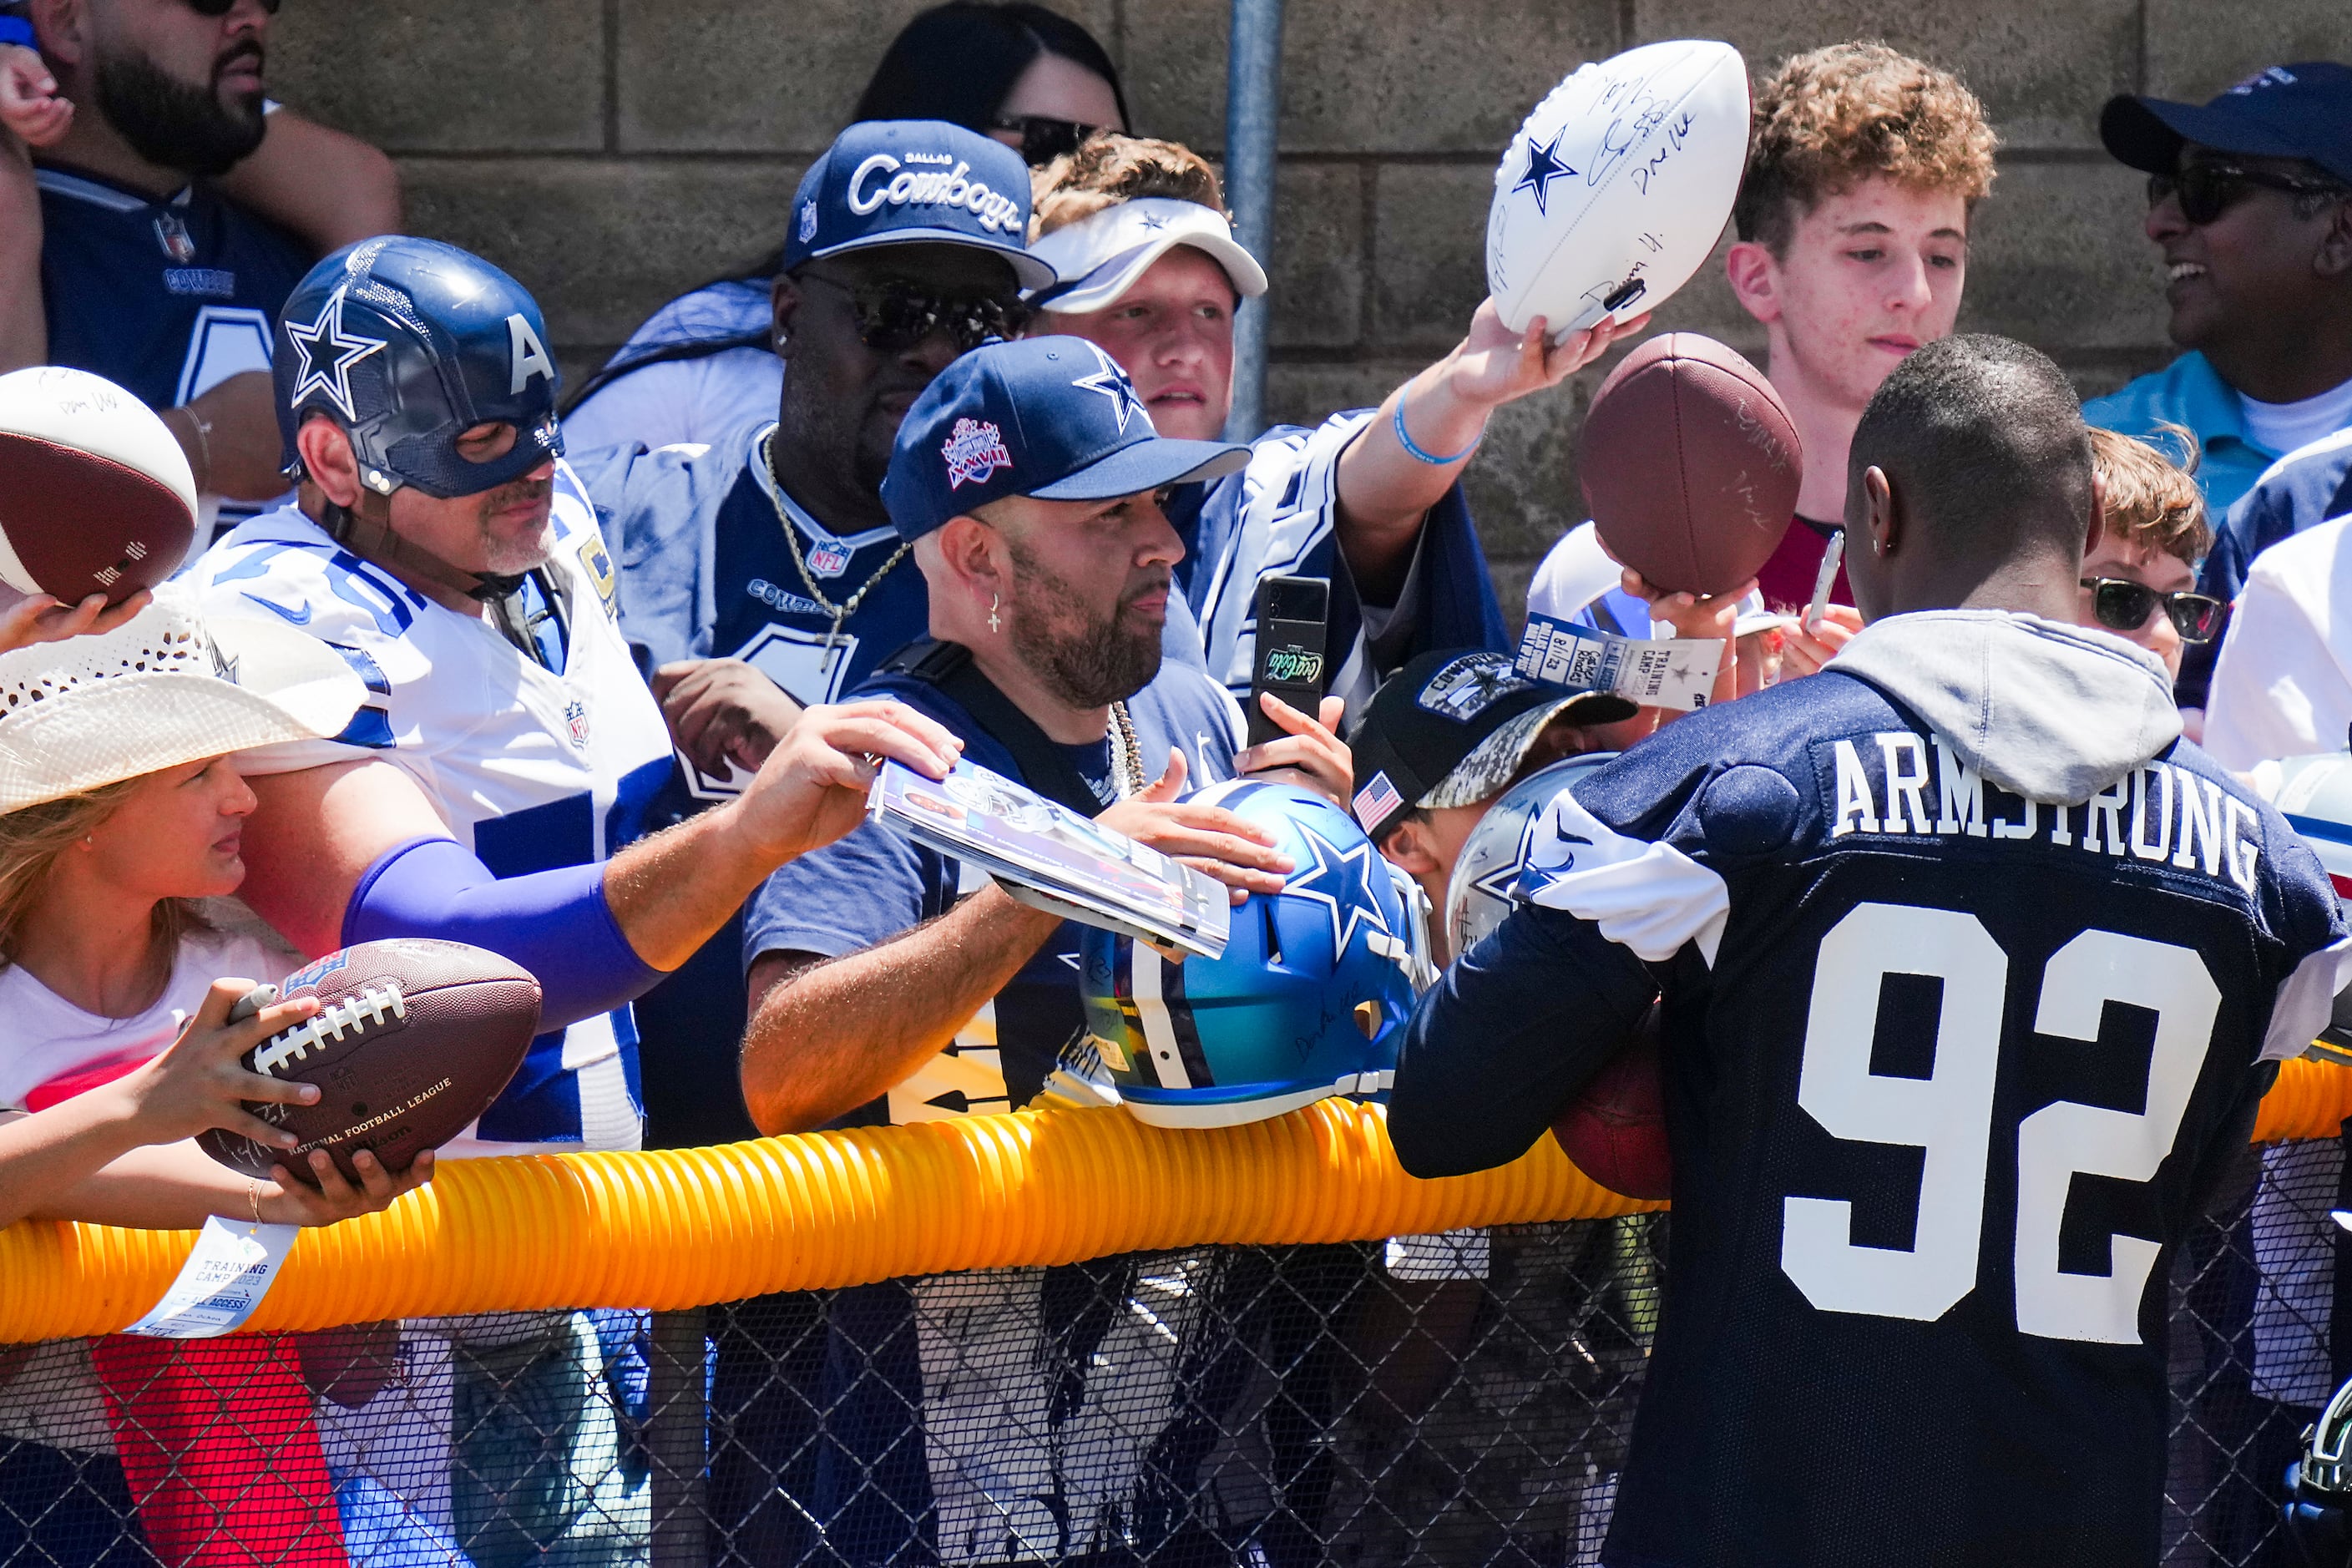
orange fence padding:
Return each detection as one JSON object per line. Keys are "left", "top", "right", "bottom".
{"left": 3, "top": 1056, "right": 2349, "bottom": 1345}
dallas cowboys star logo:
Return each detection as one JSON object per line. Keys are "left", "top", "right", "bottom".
{"left": 1070, "top": 343, "right": 1150, "bottom": 433}
{"left": 283, "top": 286, "right": 387, "bottom": 422}
{"left": 1137, "top": 210, "right": 1169, "bottom": 230}
{"left": 1513, "top": 129, "right": 1576, "bottom": 217}
{"left": 1284, "top": 822, "right": 1395, "bottom": 958}
{"left": 1469, "top": 805, "right": 1548, "bottom": 912}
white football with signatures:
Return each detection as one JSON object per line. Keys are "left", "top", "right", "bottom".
{"left": 1485, "top": 39, "right": 1750, "bottom": 339}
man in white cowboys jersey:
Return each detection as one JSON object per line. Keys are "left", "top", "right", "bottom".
{"left": 1393, "top": 336, "right": 2350, "bottom": 1568}
{"left": 186, "top": 237, "right": 961, "bottom": 1562}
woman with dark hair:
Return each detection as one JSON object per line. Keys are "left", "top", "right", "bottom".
{"left": 562, "top": 1, "right": 1125, "bottom": 454}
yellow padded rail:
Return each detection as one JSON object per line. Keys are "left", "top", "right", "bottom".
{"left": 1, "top": 1055, "right": 2347, "bottom": 1344}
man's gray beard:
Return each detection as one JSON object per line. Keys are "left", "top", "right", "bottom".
{"left": 93, "top": 47, "right": 266, "bottom": 178}
{"left": 473, "top": 482, "right": 557, "bottom": 576}
{"left": 1004, "top": 537, "right": 1163, "bottom": 709}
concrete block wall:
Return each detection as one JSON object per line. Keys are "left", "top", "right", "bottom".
{"left": 269, "top": 0, "right": 2345, "bottom": 621}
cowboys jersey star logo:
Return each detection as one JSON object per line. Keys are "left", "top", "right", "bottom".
{"left": 1513, "top": 129, "right": 1576, "bottom": 216}
{"left": 284, "top": 285, "right": 389, "bottom": 422}
{"left": 1284, "top": 821, "right": 1395, "bottom": 957}
{"left": 1070, "top": 342, "right": 1151, "bottom": 434}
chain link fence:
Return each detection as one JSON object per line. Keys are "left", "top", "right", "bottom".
{"left": 2, "top": 1146, "right": 2347, "bottom": 1568}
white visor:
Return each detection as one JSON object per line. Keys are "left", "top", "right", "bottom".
{"left": 1027, "top": 198, "right": 1270, "bottom": 315}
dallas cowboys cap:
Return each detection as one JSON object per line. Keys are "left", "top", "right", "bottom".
{"left": 1346, "top": 650, "right": 1636, "bottom": 844}
{"left": 883, "top": 335, "right": 1250, "bottom": 542}
{"left": 2100, "top": 63, "right": 2352, "bottom": 185}
{"left": 782, "top": 119, "right": 1057, "bottom": 290}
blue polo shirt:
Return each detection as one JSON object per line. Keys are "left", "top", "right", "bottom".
{"left": 2082, "top": 351, "right": 2279, "bottom": 517}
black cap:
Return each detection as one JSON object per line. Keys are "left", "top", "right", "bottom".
{"left": 2099, "top": 63, "right": 2352, "bottom": 185}
{"left": 1345, "top": 650, "right": 1636, "bottom": 843}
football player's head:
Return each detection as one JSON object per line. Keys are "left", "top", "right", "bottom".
{"left": 770, "top": 121, "right": 1050, "bottom": 518}
{"left": 1844, "top": 332, "right": 2097, "bottom": 625}
{"left": 28, "top": 0, "right": 273, "bottom": 177}
{"left": 887, "top": 336, "right": 1247, "bottom": 710}
{"left": 278, "top": 238, "right": 565, "bottom": 592}
{"left": 1724, "top": 44, "right": 1996, "bottom": 425}
{"left": 1024, "top": 136, "right": 1270, "bottom": 443}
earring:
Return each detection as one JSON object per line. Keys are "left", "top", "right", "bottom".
{"left": 988, "top": 594, "right": 1002, "bottom": 635}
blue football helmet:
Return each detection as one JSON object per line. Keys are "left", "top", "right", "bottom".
{"left": 276, "top": 235, "right": 564, "bottom": 500}
{"left": 1079, "top": 781, "right": 1433, "bottom": 1129}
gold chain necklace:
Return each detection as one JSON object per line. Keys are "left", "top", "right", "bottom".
{"left": 762, "top": 432, "right": 910, "bottom": 675}
{"left": 1108, "top": 700, "right": 1146, "bottom": 797}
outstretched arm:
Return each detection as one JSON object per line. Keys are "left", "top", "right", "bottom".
{"left": 215, "top": 108, "right": 401, "bottom": 252}
{"left": 1332, "top": 302, "right": 1646, "bottom": 599}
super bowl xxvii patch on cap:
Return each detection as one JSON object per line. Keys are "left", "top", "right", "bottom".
{"left": 882, "top": 336, "right": 1249, "bottom": 541}
{"left": 782, "top": 119, "right": 1055, "bottom": 290}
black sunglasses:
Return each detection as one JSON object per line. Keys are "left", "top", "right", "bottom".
{"left": 2147, "top": 163, "right": 2350, "bottom": 225}
{"left": 2081, "top": 577, "right": 2223, "bottom": 643}
{"left": 991, "top": 114, "right": 1105, "bottom": 167}
{"left": 184, "top": 0, "right": 282, "bottom": 15}
{"left": 800, "top": 274, "right": 1027, "bottom": 356}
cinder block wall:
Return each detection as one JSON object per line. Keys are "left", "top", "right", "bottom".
{"left": 270, "top": 0, "right": 2344, "bottom": 621}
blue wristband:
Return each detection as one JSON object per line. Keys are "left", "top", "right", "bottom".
{"left": 1391, "top": 394, "right": 1482, "bottom": 466}
{"left": 0, "top": 17, "right": 37, "bottom": 48}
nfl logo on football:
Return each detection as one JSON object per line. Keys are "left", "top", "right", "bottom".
{"left": 942, "top": 417, "right": 1012, "bottom": 490}
{"left": 806, "top": 539, "right": 852, "bottom": 577}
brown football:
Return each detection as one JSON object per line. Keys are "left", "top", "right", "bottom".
{"left": 196, "top": 938, "right": 542, "bottom": 1186}
{"left": 1552, "top": 1001, "right": 1669, "bottom": 1201}
{"left": 0, "top": 367, "right": 199, "bottom": 605}
{"left": 1579, "top": 333, "right": 1803, "bottom": 598}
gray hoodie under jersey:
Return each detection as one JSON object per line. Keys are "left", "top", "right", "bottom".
{"left": 1828, "top": 609, "right": 2183, "bottom": 805}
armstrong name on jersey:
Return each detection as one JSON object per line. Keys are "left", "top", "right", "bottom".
{"left": 190, "top": 461, "right": 674, "bottom": 1156}
{"left": 1394, "top": 611, "right": 2349, "bottom": 1568}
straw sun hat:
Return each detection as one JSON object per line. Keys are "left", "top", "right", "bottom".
{"left": 0, "top": 589, "right": 364, "bottom": 814}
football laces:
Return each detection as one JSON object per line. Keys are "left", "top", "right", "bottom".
{"left": 252, "top": 982, "right": 408, "bottom": 1077}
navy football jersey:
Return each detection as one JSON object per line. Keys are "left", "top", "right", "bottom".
{"left": 37, "top": 166, "right": 308, "bottom": 533}
{"left": 37, "top": 166, "right": 306, "bottom": 414}
{"left": 1393, "top": 615, "right": 2346, "bottom": 1568}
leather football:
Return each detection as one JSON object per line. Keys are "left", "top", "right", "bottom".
{"left": 196, "top": 938, "right": 541, "bottom": 1186}
{"left": 1551, "top": 1002, "right": 1670, "bottom": 1201}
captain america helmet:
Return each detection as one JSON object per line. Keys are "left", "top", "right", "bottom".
{"left": 1444, "top": 752, "right": 1618, "bottom": 961}
{"left": 276, "top": 236, "right": 564, "bottom": 500}
{"left": 2269, "top": 752, "right": 2352, "bottom": 1065}
{"left": 1079, "top": 781, "right": 1434, "bottom": 1129}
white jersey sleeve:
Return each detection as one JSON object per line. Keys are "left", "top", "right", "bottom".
{"left": 2204, "top": 516, "right": 2352, "bottom": 770}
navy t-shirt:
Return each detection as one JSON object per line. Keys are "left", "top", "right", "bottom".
{"left": 37, "top": 165, "right": 307, "bottom": 415}
{"left": 743, "top": 655, "right": 1242, "bottom": 1129}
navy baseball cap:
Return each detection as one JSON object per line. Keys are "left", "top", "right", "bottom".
{"left": 782, "top": 119, "right": 1055, "bottom": 290}
{"left": 2101, "top": 63, "right": 2352, "bottom": 185}
{"left": 883, "top": 336, "right": 1250, "bottom": 541}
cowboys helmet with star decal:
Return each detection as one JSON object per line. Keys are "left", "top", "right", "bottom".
{"left": 275, "top": 236, "right": 564, "bottom": 500}
{"left": 1077, "top": 780, "right": 1434, "bottom": 1129}
{"left": 1444, "top": 751, "right": 1618, "bottom": 963}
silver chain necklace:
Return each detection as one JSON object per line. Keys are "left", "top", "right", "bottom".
{"left": 762, "top": 432, "right": 910, "bottom": 674}
{"left": 1108, "top": 700, "right": 1145, "bottom": 797}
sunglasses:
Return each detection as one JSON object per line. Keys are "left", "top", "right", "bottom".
{"left": 184, "top": 0, "right": 282, "bottom": 14}
{"left": 2146, "top": 163, "right": 2350, "bottom": 225}
{"left": 2081, "top": 577, "right": 2223, "bottom": 643}
{"left": 991, "top": 114, "right": 1105, "bottom": 167}
{"left": 800, "top": 274, "right": 1027, "bottom": 356}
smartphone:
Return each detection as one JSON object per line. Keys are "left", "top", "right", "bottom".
{"left": 1247, "top": 575, "right": 1331, "bottom": 747}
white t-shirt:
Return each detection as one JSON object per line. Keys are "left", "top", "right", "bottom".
{"left": 0, "top": 927, "right": 293, "bottom": 1113}
{"left": 2240, "top": 377, "right": 2352, "bottom": 465}
{"left": 2203, "top": 513, "right": 2352, "bottom": 770}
